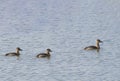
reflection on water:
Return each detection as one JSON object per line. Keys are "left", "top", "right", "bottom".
{"left": 0, "top": 0, "right": 120, "bottom": 81}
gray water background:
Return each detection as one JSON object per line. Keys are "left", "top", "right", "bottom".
{"left": 0, "top": 0, "right": 120, "bottom": 81}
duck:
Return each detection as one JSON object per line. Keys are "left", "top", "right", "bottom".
{"left": 36, "top": 48, "right": 52, "bottom": 58}
{"left": 84, "top": 39, "right": 103, "bottom": 50}
{"left": 5, "top": 47, "right": 22, "bottom": 57}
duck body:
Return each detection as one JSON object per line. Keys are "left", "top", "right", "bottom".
{"left": 84, "top": 39, "right": 103, "bottom": 50}
{"left": 5, "top": 47, "right": 22, "bottom": 57}
{"left": 36, "top": 49, "right": 52, "bottom": 58}
{"left": 5, "top": 52, "right": 19, "bottom": 56}
{"left": 36, "top": 53, "right": 50, "bottom": 58}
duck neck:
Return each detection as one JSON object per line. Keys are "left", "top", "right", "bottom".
{"left": 16, "top": 50, "right": 20, "bottom": 55}
{"left": 96, "top": 42, "right": 100, "bottom": 49}
{"left": 46, "top": 51, "right": 50, "bottom": 56}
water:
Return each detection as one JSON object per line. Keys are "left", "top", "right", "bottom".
{"left": 0, "top": 0, "right": 120, "bottom": 81}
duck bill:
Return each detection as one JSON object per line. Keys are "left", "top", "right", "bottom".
{"left": 20, "top": 49, "right": 23, "bottom": 51}
{"left": 100, "top": 41, "right": 103, "bottom": 43}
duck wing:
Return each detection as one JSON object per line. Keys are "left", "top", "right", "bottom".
{"left": 36, "top": 53, "right": 49, "bottom": 58}
{"left": 84, "top": 46, "right": 97, "bottom": 50}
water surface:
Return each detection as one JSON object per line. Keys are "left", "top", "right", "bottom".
{"left": 0, "top": 0, "right": 120, "bottom": 81}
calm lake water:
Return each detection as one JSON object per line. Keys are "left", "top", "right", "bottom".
{"left": 0, "top": 0, "right": 120, "bottom": 81}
